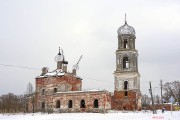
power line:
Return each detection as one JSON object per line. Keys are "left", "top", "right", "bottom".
{"left": 81, "top": 76, "right": 113, "bottom": 84}
{"left": 0, "top": 63, "right": 114, "bottom": 85}
{"left": 0, "top": 63, "right": 41, "bottom": 70}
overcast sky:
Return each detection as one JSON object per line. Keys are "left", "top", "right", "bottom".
{"left": 0, "top": 0, "right": 180, "bottom": 96}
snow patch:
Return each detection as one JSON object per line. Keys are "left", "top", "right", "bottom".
{"left": 0, "top": 111, "right": 180, "bottom": 120}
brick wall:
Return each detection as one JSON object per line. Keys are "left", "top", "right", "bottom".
{"left": 36, "top": 74, "right": 82, "bottom": 95}
{"left": 33, "top": 90, "right": 111, "bottom": 113}
{"left": 112, "top": 90, "right": 138, "bottom": 110}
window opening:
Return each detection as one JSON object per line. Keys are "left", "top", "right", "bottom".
{"left": 80, "top": 100, "right": 85, "bottom": 108}
{"left": 42, "top": 102, "right": 45, "bottom": 109}
{"left": 94, "top": 99, "right": 99, "bottom": 108}
{"left": 125, "top": 91, "right": 128, "bottom": 96}
{"left": 124, "top": 81, "right": 128, "bottom": 90}
{"left": 124, "top": 39, "right": 128, "bottom": 49}
{"left": 56, "top": 100, "right": 60, "bottom": 108}
{"left": 42, "top": 89, "right": 45, "bottom": 95}
{"left": 123, "top": 57, "right": 129, "bottom": 68}
{"left": 54, "top": 88, "right": 57, "bottom": 93}
{"left": 68, "top": 100, "right": 73, "bottom": 108}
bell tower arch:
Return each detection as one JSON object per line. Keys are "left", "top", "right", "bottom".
{"left": 113, "top": 15, "right": 141, "bottom": 110}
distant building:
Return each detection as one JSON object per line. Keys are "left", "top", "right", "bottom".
{"left": 28, "top": 18, "right": 141, "bottom": 112}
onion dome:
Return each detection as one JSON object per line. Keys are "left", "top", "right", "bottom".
{"left": 54, "top": 47, "right": 64, "bottom": 62}
{"left": 117, "top": 18, "right": 135, "bottom": 36}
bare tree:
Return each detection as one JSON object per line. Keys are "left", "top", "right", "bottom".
{"left": 162, "top": 80, "right": 180, "bottom": 105}
{"left": 26, "top": 82, "right": 36, "bottom": 113}
{"left": 142, "top": 94, "right": 151, "bottom": 110}
{"left": 0, "top": 93, "right": 25, "bottom": 113}
{"left": 155, "top": 95, "right": 160, "bottom": 105}
{"left": 26, "top": 82, "right": 33, "bottom": 95}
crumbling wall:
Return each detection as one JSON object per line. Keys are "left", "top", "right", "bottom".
{"left": 35, "top": 91, "right": 111, "bottom": 113}
{"left": 36, "top": 75, "right": 82, "bottom": 95}
{"left": 112, "top": 90, "right": 141, "bottom": 110}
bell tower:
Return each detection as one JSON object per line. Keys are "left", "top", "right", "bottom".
{"left": 113, "top": 15, "right": 141, "bottom": 110}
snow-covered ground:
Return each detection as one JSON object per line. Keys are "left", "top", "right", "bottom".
{"left": 0, "top": 110, "right": 180, "bottom": 120}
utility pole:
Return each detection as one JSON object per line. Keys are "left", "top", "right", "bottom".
{"left": 149, "top": 81, "right": 156, "bottom": 114}
{"left": 178, "top": 82, "right": 180, "bottom": 107}
{"left": 160, "top": 80, "right": 164, "bottom": 109}
{"left": 171, "top": 96, "right": 173, "bottom": 115}
{"left": 179, "top": 88, "right": 180, "bottom": 107}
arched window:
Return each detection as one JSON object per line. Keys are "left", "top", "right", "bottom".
{"left": 54, "top": 88, "right": 57, "bottom": 93}
{"left": 124, "top": 39, "right": 128, "bottom": 49}
{"left": 125, "top": 91, "right": 128, "bottom": 96}
{"left": 80, "top": 100, "right": 85, "bottom": 108}
{"left": 56, "top": 100, "right": 60, "bottom": 108}
{"left": 123, "top": 57, "right": 129, "bottom": 68}
{"left": 124, "top": 81, "right": 128, "bottom": 90}
{"left": 94, "top": 99, "right": 98, "bottom": 108}
{"left": 42, "top": 102, "right": 45, "bottom": 109}
{"left": 42, "top": 89, "right": 45, "bottom": 95}
{"left": 68, "top": 100, "right": 73, "bottom": 108}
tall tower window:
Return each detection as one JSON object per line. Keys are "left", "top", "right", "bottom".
{"left": 123, "top": 57, "right": 129, "bottom": 68}
{"left": 124, "top": 39, "right": 128, "bottom": 49}
{"left": 124, "top": 81, "right": 128, "bottom": 90}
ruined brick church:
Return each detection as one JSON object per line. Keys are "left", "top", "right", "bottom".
{"left": 28, "top": 19, "right": 141, "bottom": 112}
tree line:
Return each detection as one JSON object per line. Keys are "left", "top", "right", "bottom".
{"left": 142, "top": 80, "right": 180, "bottom": 109}
{"left": 0, "top": 81, "right": 180, "bottom": 113}
{"left": 0, "top": 82, "right": 33, "bottom": 113}
{"left": 0, "top": 93, "right": 26, "bottom": 113}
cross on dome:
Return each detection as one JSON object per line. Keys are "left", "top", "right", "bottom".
{"left": 55, "top": 47, "right": 64, "bottom": 62}
{"left": 117, "top": 14, "right": 135, "bottom": 36}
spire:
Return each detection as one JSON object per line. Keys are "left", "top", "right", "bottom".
{"left": 61, "top": 49, "right": 68, "bottom": 65}
{"left": 58, "top": 47, "right": 61, "bottom": 55}
{"left": 125, "top": 13, "right": 127, "bottom": 24}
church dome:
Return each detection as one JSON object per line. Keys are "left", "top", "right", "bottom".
{"left": 117, "top": 21, "right": 135, "bottom": 36}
